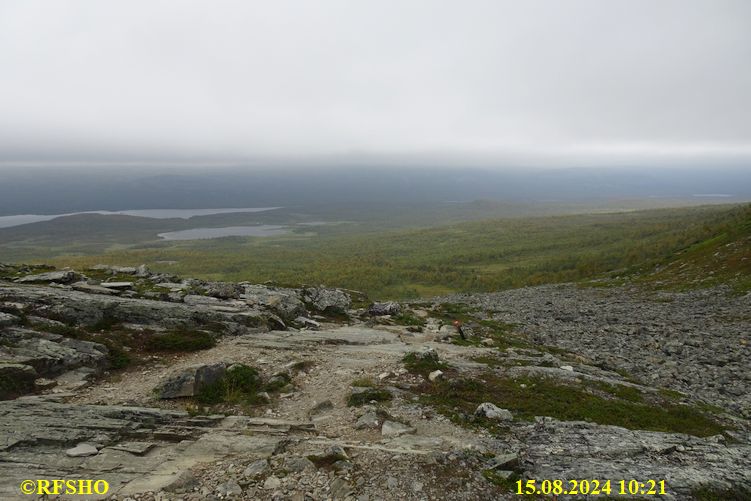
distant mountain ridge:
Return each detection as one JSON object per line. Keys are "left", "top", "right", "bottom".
{"left": 1, "top": 166, "right": 749, "bottom": 216}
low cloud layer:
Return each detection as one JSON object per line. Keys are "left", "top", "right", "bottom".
{"left": 1, "top": 0, "right": 749, "bottom": 168}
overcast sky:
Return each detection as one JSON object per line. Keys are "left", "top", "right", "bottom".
{"left": 0, "top": 0, "right": 749, "bottom": 168}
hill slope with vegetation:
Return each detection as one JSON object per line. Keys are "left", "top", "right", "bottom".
{"left": 32, "top": 203, "right": 750, "bottom": 299}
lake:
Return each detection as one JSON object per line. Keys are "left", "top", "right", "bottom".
{"left": 0, "top": 207, "right": 281, "bottom": 229}
{"left": 158, "top": 225, "right": 290, "bottom": 240}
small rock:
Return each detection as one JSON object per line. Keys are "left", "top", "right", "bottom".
{"left": 263, "top": 476, "right": 281, "bottom": 490}
{"left": 216, "top": 479, "right": 243, "bottom": 497}
{"left": 355, "top": 411, "right": 380, "bottom": 429}
{"left": 428, "top": 369, "right": 444, "bottom": 382}
{"left": 560, "top": 365, "right": 574, "bottom": 371}
{"left": 475, "top": 402, "right": 513, "bottom": 421}
{"left": 309, "top": 399, "right": 334, "bottom": 416}
{"left": 481, "top": 338, "right": 495, "bottom": 347}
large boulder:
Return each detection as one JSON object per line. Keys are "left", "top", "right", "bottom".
{"left": 243, "top": 285, "right": 307, "bottom": 323}
{"left": 157, "top": 364, "right": 227, "bottom": 399}
{"left": 302, "top": 287, "right": 352, "bottom": 314}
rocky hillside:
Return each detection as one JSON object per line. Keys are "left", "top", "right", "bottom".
{"left": 1, "top": 264, "right": 749, "bottom": 500}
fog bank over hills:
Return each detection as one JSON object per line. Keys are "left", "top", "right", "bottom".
{"left": 1, "top": 166, "right": 749, "bottom": 216}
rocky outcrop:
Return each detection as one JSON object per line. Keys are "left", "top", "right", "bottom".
{"left": 242, "top": 285, "right": 307, "bottom": 322}
{"left": 0, "top": 327, "right": 108, "bottom": 380}
{"left": 0, "top": 283, "right": 270, "bottom": 329}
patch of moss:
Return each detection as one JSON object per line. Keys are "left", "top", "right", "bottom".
{"left": 351, "top": 377, "right": 376, "bottom": 388}
{"left": 144, "top": 329, "right": 216, "bottom": 352}
{"left": 592, "top": 381, "right": 645, "bottom": 403}
{"left": 347, "top": 388, "right": 392, "bottom": 407}
{"left": 0, "top": 371, "right": 36, "bottom": 400}
{"left": 402, "top": 352, "right": 447, "bottom": 376}
{"left": 89, "top": 308, "right": 120, "bottom": 332}
{"left": 482, "top": 469, "right": 521, "bottom": 492}
{"left": 196, "top": 364, "right": 263, "bottom": 405}
{"left": 691, "top": 485, "right": 751, "bottom": 501}
{"left": 417, "top": 371, "right": 725, "bottom": 437}
{"left": 102, "top": 340, "right": 132, "bottom": 369}
{"left": 392, "top": 313, "right": 426, "bottom": 327}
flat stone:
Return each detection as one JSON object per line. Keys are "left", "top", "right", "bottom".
{"left": 71, "top": 282, "right": 117, "bottom": 295}
{"left": 243, "top": 459, "right": 269, "bottom": 478}
{"left": 109, "top": 441, "right": 156, "bottom": 455}
{"left": 66, "top": 443, "right": 99, "bottom": 457}
{"left": 99, "top": 282, "right": 134, "bottom": 290}
{"left": 15, "top": 270, "right": 78, "bottom": 284}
